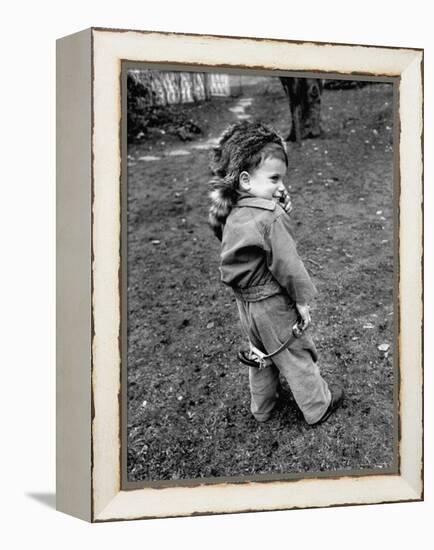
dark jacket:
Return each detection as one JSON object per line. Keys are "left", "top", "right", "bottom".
{"left": 220, "top": 196, "right": 317, "bottom": 305}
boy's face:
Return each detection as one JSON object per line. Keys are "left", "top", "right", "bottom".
{"left": 240, "top": 157, "right": 287, "bottom": 201}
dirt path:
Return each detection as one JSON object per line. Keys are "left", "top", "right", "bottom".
{"left": 127, "top": 79, "right": 395, "bottom": 482}
{"left": 129, "top": 94, "right": 254, "bottom": 163}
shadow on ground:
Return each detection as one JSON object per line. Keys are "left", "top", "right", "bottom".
{"left": 27, "top": 492, "right": 56, "bottom": 510}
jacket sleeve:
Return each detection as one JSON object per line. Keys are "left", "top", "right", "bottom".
{"left": 264, "top": 213, "right": 317, "bottom": 304}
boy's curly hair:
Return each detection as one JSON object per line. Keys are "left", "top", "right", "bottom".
{"left": 208, "top": 121, "right": 287, "bottom": 240}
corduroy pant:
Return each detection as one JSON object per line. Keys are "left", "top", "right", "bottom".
{"left": 235, "top": 293, "right": 331, "bottom": 424}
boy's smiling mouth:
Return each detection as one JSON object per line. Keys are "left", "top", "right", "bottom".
{"left": 273, "top": 190, "right": 284, "bottom": 201}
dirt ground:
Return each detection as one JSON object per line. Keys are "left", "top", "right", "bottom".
{"left": 126, "top": 77, "right": 395, "bottom": 482}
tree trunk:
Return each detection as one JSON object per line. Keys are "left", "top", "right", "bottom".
{"left": 280, "top": 77, "right": 323, "bottom": 142}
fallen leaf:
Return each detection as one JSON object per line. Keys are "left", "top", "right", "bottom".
{"left": 378, "top": 343, "right": 390, "bottom": 352}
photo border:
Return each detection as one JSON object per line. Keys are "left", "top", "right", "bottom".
{"left": 56, "top": 27, "right": 423, "bottom": 522}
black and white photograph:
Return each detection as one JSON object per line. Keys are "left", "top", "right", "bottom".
{"left": 3, "top": 0, "right": 430, "bottom": 540}
{"left": 124, "top": 68, "right": 397, "bottom": 485}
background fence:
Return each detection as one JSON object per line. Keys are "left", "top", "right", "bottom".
{"left": 128, "top": 70, "right": 242, "bottom": 105}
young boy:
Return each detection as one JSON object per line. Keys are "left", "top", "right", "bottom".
{"left": 209, "top": 121, "right": 343, "bottom": 424}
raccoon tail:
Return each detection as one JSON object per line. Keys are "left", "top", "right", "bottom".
{"left": 208, "top": 180, "right": 236, "bottom": 241}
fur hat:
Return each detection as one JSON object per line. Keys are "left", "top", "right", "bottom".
{"left": 208, "top": 121, "right": 287, "bottom": 240}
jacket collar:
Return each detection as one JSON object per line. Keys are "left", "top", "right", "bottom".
{"left": 236, "top": 196, "right": 276, "bottom": 211}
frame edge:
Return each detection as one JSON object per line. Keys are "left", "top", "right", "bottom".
{"left": 89, "top": 29, "right": 424, "bottom": 521}
{"left": 56, "top": 28, "right": 93, "bottom": 522}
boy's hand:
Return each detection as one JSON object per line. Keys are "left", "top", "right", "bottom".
{"left": 278, "top": 187, "right": 293, "bottom": 215}
{"left": 296, "top": 303, "right": 311, "bottom": 331}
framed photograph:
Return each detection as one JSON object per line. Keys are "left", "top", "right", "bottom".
{"left": 56, "top": 27, "right": 423, "bottom": 522}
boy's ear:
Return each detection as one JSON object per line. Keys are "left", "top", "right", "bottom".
{"left": 239, "top": 171, "right": 250, "bottom": 191}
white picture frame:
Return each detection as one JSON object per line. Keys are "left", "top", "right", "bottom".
{"left": 56, "top": 27, "right": 423, "bottom": 522}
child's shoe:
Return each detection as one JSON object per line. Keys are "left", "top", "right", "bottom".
{"left": 311, "top": 386, "right": 344, "bottom": 425}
